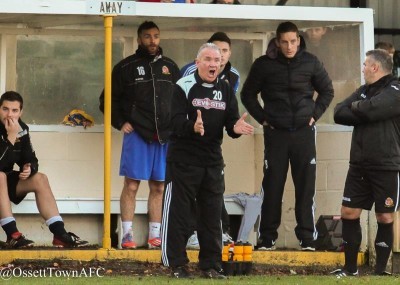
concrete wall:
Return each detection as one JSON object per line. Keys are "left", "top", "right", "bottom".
{"left": 2, "top": 128, "right": 368, "bottom": 251}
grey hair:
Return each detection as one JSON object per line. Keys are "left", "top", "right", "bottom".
{"left": 196, "top": 42, "right": 221, "bottom": 59}
{"left": 366, "top": 49, "right": 393, "bottom": 74}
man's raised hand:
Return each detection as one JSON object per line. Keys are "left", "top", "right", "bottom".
{"left": 234, "top": 113, "right": 254, "bottom": 135}
{"left": 194, "top": 109, "right": 204, "bottom": 136}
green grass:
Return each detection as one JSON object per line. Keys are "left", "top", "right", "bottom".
{"left": 2, "top": 275, "right": 399, "bottom": 285}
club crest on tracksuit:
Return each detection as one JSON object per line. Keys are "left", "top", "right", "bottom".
{"left": 384, "top": 197, "right": 394, "bottom": 208}
{"left": 162, "top": 66, "right": 171, "bottom": 75}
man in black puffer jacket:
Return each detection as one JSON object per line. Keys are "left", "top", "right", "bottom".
{"left": 241, "top": 21, "right": 334, "bottom": 251}
{"left": 331, "top": 49, "right": 400, "bottom": 278}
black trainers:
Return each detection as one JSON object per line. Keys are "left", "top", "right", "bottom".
{"left": 53, "top": 232, "right": 88, "bottom": 248}
{"left": 171, "top": 266, "right": 193, "bottom": 279}
{"left": 6, "top": 232, "right": 34, "bottom": 249}
{"left": 330, "top": 268, "right": 358, "bottom": 278}
{"left": 256, "top": 239, "right": 276, "bottom": 251}
{"left": 374, "top": 271, "right": 392, "bottom": 276}
{"left": 300, "top": 239, "right": 316, "bottom": 251}
{"left": 202, "top": 267, "right": 227, "bottom": 279}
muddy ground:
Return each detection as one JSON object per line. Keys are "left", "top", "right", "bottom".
{"left": 1, "top": 259, "right": 377, "bottom": 278}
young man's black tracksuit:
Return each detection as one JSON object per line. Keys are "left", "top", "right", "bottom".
{"left": 0, "top": 120, "right": 38, "bottom": 204}
{"left": 241, "top": 37, "right": 334, "bottom": 246}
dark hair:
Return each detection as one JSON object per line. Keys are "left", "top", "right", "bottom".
{"left": 276, "top": 21, "right": 299, "bottom": 40}
{"left": 0, "top": 91, "right": 23, "bottom": 110}
{"left": 137, "top": 21, "right": 159, "bottom": 37}
{"left": 366, "top": 49, "right": 393, "bottom": 74}
{"left": 375, "top": 42, "right": 395, "bottom": 53}
{"left": 207, "top": 32, "right": 231, "bottom": 46}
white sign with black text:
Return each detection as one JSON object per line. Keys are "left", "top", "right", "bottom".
{"left": 86, "top": 0, "right": 135, "bottom": 15}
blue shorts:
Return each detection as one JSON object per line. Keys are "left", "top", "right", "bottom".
{"left": 119, "top": 131, "right": 168, "bottom": 181}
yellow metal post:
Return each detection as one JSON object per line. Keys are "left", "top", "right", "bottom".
{"left": 394, "top": 212, "right": 400, "bottom": 252}
{"left": 102, "top": 15, "right": 114, "bottom": 249}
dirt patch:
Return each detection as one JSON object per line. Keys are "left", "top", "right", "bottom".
{"left": 1, "top": 259, "right": 376, "bottom": 278}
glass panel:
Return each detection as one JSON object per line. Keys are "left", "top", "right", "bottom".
{"left": 16, "top": 35, "right": 124, "bottom": 125}
{"left": 301, "top": 24, "right": 361, "bottom": 124}
{"left": 13, "top": 23, "right": 361, "bottom": 126}
{"left": 165, "top": 24, "right": 362, "bottom": 125}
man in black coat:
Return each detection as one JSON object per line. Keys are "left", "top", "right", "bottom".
{"left": 241, "top": 21, "right": 334, "bottom": 251}
{"left": 332, "top": 49, "right": 400, "bottom": 277}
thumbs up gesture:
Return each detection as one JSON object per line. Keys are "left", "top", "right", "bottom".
{"left": 194, "top": 109, "right": 205, "bottom": 136}
{"left": 233, "top": 113, "right": 254, "bottom": 135}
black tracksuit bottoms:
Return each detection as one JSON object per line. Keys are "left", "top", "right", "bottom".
{"left": 161, "top": 162, "right": 224, "bottom": 270}
{"left": 259, "top": 124, "right": 318, "bottom": 243}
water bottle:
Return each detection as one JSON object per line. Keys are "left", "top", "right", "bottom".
{"left": 242, "top": 242, "right": 253, "bottom": 275}
{"left": 233, "top": 242, "right": 243, "bottom": 261}
{"left": 222, "top": 242, "right": 230, "bottom": 262}
{"left": 243, "top": 242, "right": 253, "bottom": 262}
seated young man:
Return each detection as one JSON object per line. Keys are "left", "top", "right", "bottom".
{"left": 0, "top": 91, "right": 88, "bottom": 248}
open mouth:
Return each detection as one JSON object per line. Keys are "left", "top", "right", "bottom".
{"left": 209, "top": 69, "right": 216, "bottom": 77}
